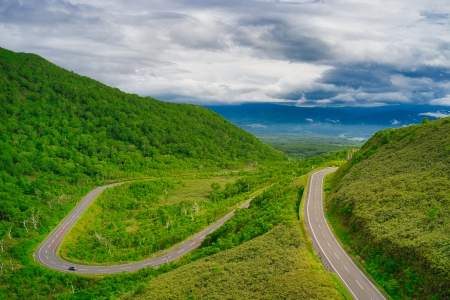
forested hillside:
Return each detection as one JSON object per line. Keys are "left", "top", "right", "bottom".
{"left": 0, "top": 47, "right": 283, "bottom": 298}
{"left": 0, "top": 47, "right": 281, "bottom": 171}
{"left": 327, "top": 117, "right": 450, "bottom": 299}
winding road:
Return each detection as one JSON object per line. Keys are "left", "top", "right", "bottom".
{"left": 35, "top": 168, "right": 386, "bottom": 299}
{"left": 34, "top": 181, "right": 261, "bottom": 275}
{"left": 305, "top": 168, "right": 386, "bottom": 300}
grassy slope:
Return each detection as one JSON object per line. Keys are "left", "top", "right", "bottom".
{"left": 129, "top": 225, "right": 343, "bottom": 300}
{"left": 327, "top": 118, "right": 450, "bottom": 299}
{"left": 124, "top": 176, "right": 348, "bottom": 300}
{"left": 0, "top": 47, "right": 282, "bottom": 299}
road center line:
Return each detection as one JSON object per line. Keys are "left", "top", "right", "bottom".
{"left": 355, "top": 279, "right": 365, "bottom": 290}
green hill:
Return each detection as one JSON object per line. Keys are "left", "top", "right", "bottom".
{"left": 327, "top": 118, "right": 450, "bottom": 299}
{"left": 0, "top": 47, "right": 283, "bottom": 299}
{"left": 0, "top": 47, "right": 281, "bottom": 172}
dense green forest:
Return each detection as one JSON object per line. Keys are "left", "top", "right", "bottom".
{"left": 0, "top": 47, "right": 285, "bottom": 298}
{"left": 327, "top": 117, "right": 450, "bottom": 299}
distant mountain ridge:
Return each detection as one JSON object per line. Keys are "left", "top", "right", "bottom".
{"left": 208, "top": 103, "right": 450, "bottom": 140}
{"left": 208, "top": 103, "right": 449, "bottom": 125}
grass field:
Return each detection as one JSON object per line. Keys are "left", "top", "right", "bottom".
{"left": 122, "top": 177, "right": 350, "bottom": 300}
{"left": 59, "top": 175, "right": 265, "bottom": 264}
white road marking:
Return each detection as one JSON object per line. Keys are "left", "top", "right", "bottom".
{"left": 355, "top": 279, "right": 365, "bottom": 290}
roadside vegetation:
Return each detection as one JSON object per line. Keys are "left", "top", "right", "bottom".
{"left": 60, "top": 175, "right": 269, "bottom": 263}
{"left": 326, "top": 117, "right": 450, "bottom": 299}
{"left": 123, "top": 172, "right": 349, "bottom": 300}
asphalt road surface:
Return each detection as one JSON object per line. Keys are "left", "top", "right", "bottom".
{"left": 35, "top": 181, "right": 260, "bottom": 275}
{"left": 305, "top": 168, "right": 386, "bottom": 300}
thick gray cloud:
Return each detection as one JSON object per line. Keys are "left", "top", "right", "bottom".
{"left": 1, "top": 0, "right": 450, "bottom": 105}
{"left": 233, "top": 17, "right": 333, "bottom": 62}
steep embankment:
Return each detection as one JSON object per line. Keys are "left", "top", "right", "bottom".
{"left": 328, "top": 118, "right": 450, "bottom": 299}
{"left": 0, "top": 47, "right": 282, "bottom": 299}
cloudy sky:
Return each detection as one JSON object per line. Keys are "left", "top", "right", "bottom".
{"left": 1, "top": 0, "right": 450, "bottom": 106}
